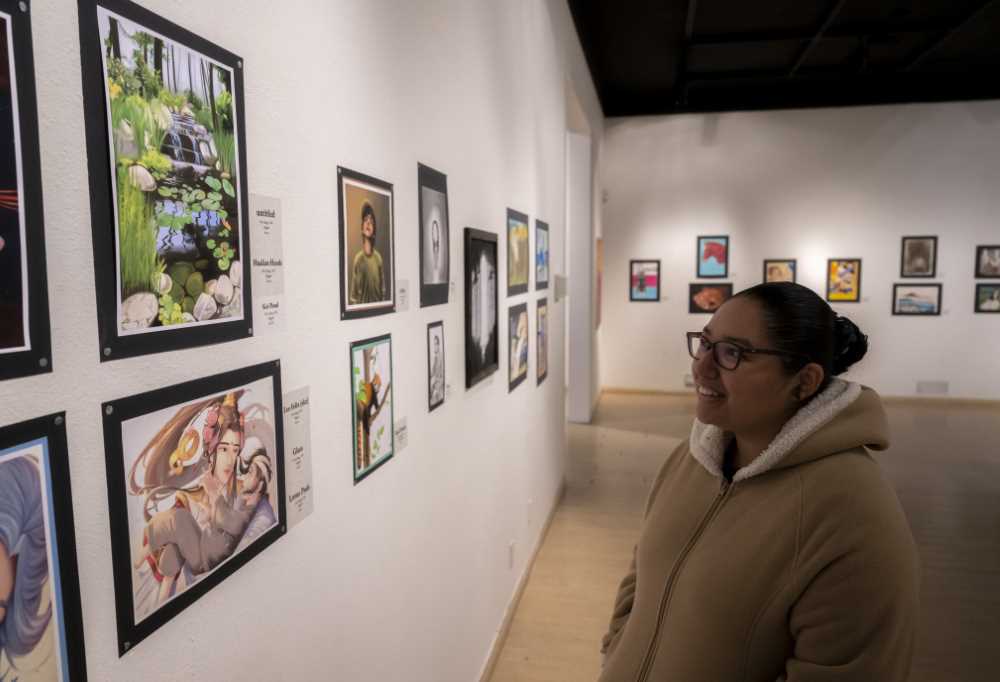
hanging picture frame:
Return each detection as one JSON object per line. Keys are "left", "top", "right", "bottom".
{"left": 536, "top": 297, "right": 548, "bottom": 386}
{"left": 697, "top": 235, "right": 729, "bottom": 278}
{"left": 629, "top": 259, "right": 660, "bottom": 301}
{"left": 338, "top": 166, "right": 396, "bottom": 319}
{"left": 975, "top": 245, "right": 1000, "bottom": 278}
{"left": 79, "top": 0, "right": 253, "bottom": 361}
{"left": 418, "top": 163, "right": 449, "bottom": 307}
{"left": 900, "top": 236, "right": 937, "bottom": 278}
{"left": 892, "top": 283, "right": 942, "bottom": 315}
{"left": 689, "top": 283, "right": 733, "bottom": 313}
{"left": 827, "top": 258, "right": 862, "bottom": 303}
{"left": 0, "top": 412, "right": 88, "bottom": 680}
{"left": 464, "top": 227, "right": 499, "bottom": 389}
{"left": 426, "top": 321, "right": 445, "bottom": 412}
{"left": 508, "top": 302, "right": 528, "bottom": 392}
{"left": 102, "top": 360, "right": 286, "bottom": 655}
{"left": 0, "top": 0, "right": 52, "bottom": 381}
{"left": 507, "top": 208, "right": 529, "bottom": 296}
{"left": 535, "top": 219, "right": 549, "bottom": 290}
{"left": 975, "top": 283, "right": 1000, "bottom": 313}
{"left": 763, "top": 259, "right": 796, "bottom": 283}
{"left": 350, "top": 334, "right": 394, "bottom": 483}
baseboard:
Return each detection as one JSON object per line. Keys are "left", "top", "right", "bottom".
{"left": 478, "top": 481, "right": 567, "bottom": 682}
{"left": 601, "top": 386, "right": 692, "bottom": 398}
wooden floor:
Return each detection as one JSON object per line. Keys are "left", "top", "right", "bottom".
{"left": 487, "top": 392, "right": 1000, "bottom": 682}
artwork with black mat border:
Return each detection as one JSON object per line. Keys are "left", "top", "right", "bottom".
{"left": 900, "top": 236, "right": 937, "bottom": 278}
{"left": 102, "top": 360, "right": 286, "bottom": 656}
{"left": 0, "top": 0, "right": 52, "bottom": 381}
{"left": 892, "top": 283, "right": 941, "bottom": 315}
{"left": 975, "top": 283, "right": 1000, "bottom": 313}
{"left": 350, "top": 334, "right": 394, "bottom": 483}
{"left": 507, "top": 208, "right": 529, "bottom": 296}
{"left": 536, "top": 297, "right": 548, "bottom": 386}
{"left": 0, "top": 412, "right": 88, "bottom": 680}
{"left": 508, "top": 301, "right": 528, "bottom": 392}
{"left": 418, "top": 163, "right": 449, "bottom": 307}
{"left": 975, "top": 245, "right": 1000, "bottom": 279}
{"left": 79, "top": 0, "right": 253, "bottom": 361}
{"left": 338, "top": 166, "right": 396, "bottom": 319}
{"left": 426, "top": 321, "right": 445, "bottom": 412}
{"left": 465, "top": 228, "right": 499, "bottom": 389}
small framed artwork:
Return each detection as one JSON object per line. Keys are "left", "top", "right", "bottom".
{"left": 975, "top": 283, "right": 1000, "bottom": 313}
{"left": 900, "top": 236, "right": 937, "bottom": 278}
{"left": 537, "top": 298, "right": 548, "bottom": 386}
{"left": 80, "top": 0, "right": 252, "bottom": 361}
{"left": 975, "top": 245, "right": 1000, "bottom": 278}
{"left": 351, "top": 334, "right": 394, "bottom": 482}
{"left": 892, "top": 283, "right": 942, "bottom": 315}
{"left": 427, "top": 321, "right": 445, "bottom": 412}
{"left": 418, "top": 163, "right": 449, "bottom": 307}
{"left": 0, "top": 412, "right": 88, "bottom": 679}
{"left": 689, "top": 283, "right": 733, "bottom": 313}
{"left": 465, "top": 228, "right": 499, "bottom": 389}
{"left": 0, "top": 1, "right": 52, "bottom": 381}
{"left": 535, "top": 219, "right": 549, "bottom": 290}
{"left": 629, "top": 259, "right": 660, "bottom": 301}
{"left": 763, "top": 259, "right": 796, "bottom": 283}
{"left": 508, "top": 302, "right": 528, "bottom": 392}
{"left": 338, "top": 166, "right": 395, "bottom": 319}
{"left": 507, "top": 208, "right": 530, "bottom": 296}
{"left": 102, "top": 360, "right": 286, "bottom": 655}
{"left": 827, "top": 258, "right": 862, "bottom": 303}
{"left": 697, "top": 235, "right": 729, "bottom": 278}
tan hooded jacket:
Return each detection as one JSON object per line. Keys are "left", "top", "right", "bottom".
{"left": 599, "top": 380, "right": 920, "bottom": 682}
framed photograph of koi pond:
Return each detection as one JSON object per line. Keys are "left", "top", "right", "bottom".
{"left": 0, "top": 412, "right": 88, "bottom": 680}
{"left": 79, "top": 0, "right": 252, "bottom": 361}
{"left": 102, "top": 360, "right": 286, "bottom": 656}
{"left": 0, "top": 0, "right": 52, "bottom": 382}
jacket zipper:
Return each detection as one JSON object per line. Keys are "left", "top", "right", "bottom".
{"left": 635, "top": 479, "right": 732, "bottom": 682}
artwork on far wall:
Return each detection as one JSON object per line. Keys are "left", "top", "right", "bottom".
{"left": 79, "top": 0, "right": 252, "bottom": 361}
{"left": 826, "top": 258, "right": 862, "bottom": 303}
{"left": 507, "top": 208, "right": 529, "bottom": 296}
{"left": 465, "top": 228, "right": 499, "bottom": 389}
{"left": 763, "top": 259, "right": 797, "bottom": 283}
{"left": 535, "top": 219, "right": 549, "bottom": 290}
{"left": 0, "top": 1, "right": 51, "bottom": 381}
{"left": 900, "top": 236, "right": 937, "bottom": 278}
{"left": 102, "top": 360, "right": 285, "bottom": 656}
{"left": 975, "top": 245, "right": 1000, "bottom": 278}
{"left": 418, "top": 163, "right": 449, "bottom": 307}
{"left": 975, "top": 283, "right": 1000, "bottom": 313}
{"left": 689, "top": 283, "right": 733, "bottom": 313}
{"left": 537, "top": 297, "right": 548, "bottom": 386}
{"left": 630, "top": 259, "right": 660, "bottom": 301}
{"left": 0, "top": 412, "right": 88, "bottom": 679}
{"left": 508, "top": 302, "right": 528, "bottom": 392}
{"left": 338, "top": 166, "right": 395, "bottom": 319}
{"left": 427, "top": 321, "right": 445, "bottom": 412}
{"left": 350, "top": 334, "right": 394, "bottom": 482}
{"left": 697, "top": 235, "right": 729, "bottom": 278}
{"left": 893, "top": 283, "right": 942, "bottom": 315}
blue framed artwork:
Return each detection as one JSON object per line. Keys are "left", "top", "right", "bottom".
{"left": 697, "top": 235, "right": 729, "bottom": 278}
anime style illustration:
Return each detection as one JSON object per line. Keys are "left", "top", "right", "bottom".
{"left": 690, "top": 283, "right": 733, "bottom": 313}
{"left": 0, "top": 413, "right": 87, "bottom": 681}
{"left": 351, "top": 335, "right": 394, "bottom": 482}
{"left": 338, "top": 168, "right": 395, "bottom": 319}
{"left": 427, "top": 322, "right": 445, "bottom": 411}
{"left": 827, "top": 259, "right": 862, "bottom": 302}
{"left": 697, "top": 236, "right": 729, "bottom": 278}
{"left": 465, "top": 229, "right": 499, "bottom": 388}
{"left": 535, "top": 220, "right": 549, "bottom": 290}
{"left": 507, "top": 209, "right": 529, "bottom": 296}
{"left": 763, "top": 259, "right": 796, "bottom": 283}
{"left": 630, "top": 260, "right": 660, "bottom": 301}
{"left": 508, "top": 303, "right": 528, "bottom": 392}
{"left": 536, "top": 298, "right": 548, "bottom": 385}
{"left": 123, "top": 383, "right": 278, "bottom": 624}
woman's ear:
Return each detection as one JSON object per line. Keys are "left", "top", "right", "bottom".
{"left": 797, "top": 363, "right": 825, "bottom": 402}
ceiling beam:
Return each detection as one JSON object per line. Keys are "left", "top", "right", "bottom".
{"left": 672, "top": 0, "right": 700, "bottom": 105}
{"left": 690, "top": 23, "right": 944, "bottom": 47}
{"left": 902, "top": 0, "right": 997, "bottom": 72}
{"left": 789, "top": 0, "right": 849, "bottom": 76}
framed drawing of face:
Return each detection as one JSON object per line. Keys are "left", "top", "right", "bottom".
{"left": 763, "top": 259, "right": 796, "bottom": 283}
{"left": 464, "top": 228, "right": 499, "bottom": 389}
{"left": 418, "top": 163, "right": 449, "bottom": 307}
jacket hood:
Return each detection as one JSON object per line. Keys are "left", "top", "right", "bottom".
{"left": 689, "top": 379, "right": 890, "bottom": 482}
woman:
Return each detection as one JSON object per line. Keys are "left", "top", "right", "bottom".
{"left": 599, "top": 282, "right": 919, "bottom": 681}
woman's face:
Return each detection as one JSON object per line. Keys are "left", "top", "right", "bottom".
{"left": 214, "top": 428, "right": 241, "bottom": 483}
{"left": 691, "top": 297, "right": 799, "bottom": 436}
{"left": 0, "top": 540, "right": 13, "bottom": 623}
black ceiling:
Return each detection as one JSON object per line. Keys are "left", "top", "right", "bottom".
{"left": 568, "top": 0, "right": 1000, "bottom": 116}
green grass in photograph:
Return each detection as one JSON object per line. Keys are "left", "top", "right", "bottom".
{"left": 214, "top": 130, "right": 236, "bottom": 175}
{"left": 117, "top": 165, "right": 160, "bottom": 298}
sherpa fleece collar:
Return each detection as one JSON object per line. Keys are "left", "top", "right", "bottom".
{"left": 688, "top": 378, "right": 863, "bottom": 482}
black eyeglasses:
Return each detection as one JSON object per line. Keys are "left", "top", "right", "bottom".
{"left": 686, "top": 332, "right": 808, "bottom": 371}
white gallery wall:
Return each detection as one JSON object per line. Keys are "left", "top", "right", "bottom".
{"left": 0, "top": 0, "right": 600, "bottom": 680}
{"left": 599, "top": 101, "right": 1000, "bottom": 400}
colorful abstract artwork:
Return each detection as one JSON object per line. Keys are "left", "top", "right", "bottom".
{"left": 507, "top": 209, "right": 529, "bottom": 296}
{"left": 630, "top": 259, "right": 660, "bottom": 302}
{"left": 697, "top": 235, "right": 729, "bottom": 278}
{"left": 827, "top": 259, "right": 862, "bottom": 303}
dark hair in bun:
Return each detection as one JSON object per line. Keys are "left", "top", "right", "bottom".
{"left": 733, "top": 282, "right": 869, "bottom": 392}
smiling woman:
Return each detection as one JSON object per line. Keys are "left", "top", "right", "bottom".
{"left": 599, "top": 282, "right": 919, "bottom": 682}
